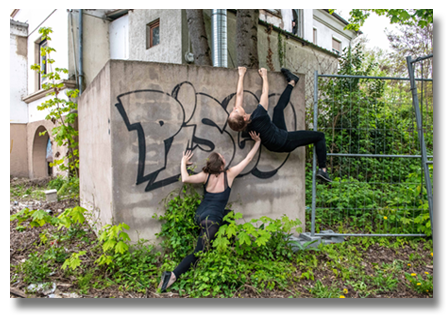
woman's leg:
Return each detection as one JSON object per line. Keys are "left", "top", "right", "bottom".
{"left": 280, "top": 130, "right": 327, "bottom": 169}
{"left": 171, "top": 220, "right": 220, "bottom": 281}
{"left": 272, "top": 84, "right": 294, "bottom": 131}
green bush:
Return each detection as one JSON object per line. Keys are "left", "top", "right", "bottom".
{"left": 154, "top": 190, "right": 302, "bottom": 297}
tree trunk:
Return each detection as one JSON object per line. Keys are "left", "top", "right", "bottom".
{"left": 236, "top": 9, "right": 259, "bottom": 69}
{"left": 185, "top": 9, "right": 212, "bottom": 66}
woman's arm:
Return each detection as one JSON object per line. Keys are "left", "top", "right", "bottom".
{"left": 258, "top": 68, "right": 269, "bottom": 110}
{"left": 180, "top": 150, "right": 207, "bottom": 184}
{"left": 234, "top": 67, "right": 246, "bottom": 108}
{"left": 227, "top": 132, "right": 261, "bottom": 185}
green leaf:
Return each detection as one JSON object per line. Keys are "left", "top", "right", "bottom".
{"left": 254, "top": 231, "right": 270, "bottom": 247}
{"left": 226, "top": 223, "right": 237, "bottom": 238}
{"left": 115, "top": 241, "right": 129, "bottom": 254}
{"left": 102, "top": 239, "right": 116, "bottom": 252}
{"left": 31, "top": 210, "right": 47, "bottom": 221}
{"left": 119, "top": 232, "right": 131, "bottom": 241}
{"left": 120, "top": 223, "right": 130, "bottom": 231}
{"left": 71, "top": 207, "right": 86, "bottom": 224}
{"left": 238, "top": 232, "right": 251, "bottom": 246}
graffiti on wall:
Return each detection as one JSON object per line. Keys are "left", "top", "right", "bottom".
{"left": 115, "top": 82, "right": 297, "bottom": 192}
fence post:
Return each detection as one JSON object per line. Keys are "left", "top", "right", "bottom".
{"left": 311, "top": 70, "right": 318, "bottom": 236}
{"left": 406, "top": 55, "right": 433, "bottom": 237}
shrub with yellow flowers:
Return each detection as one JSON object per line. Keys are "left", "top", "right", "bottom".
{"left": 405, "top": 272, "right": 433, "bottom": 295}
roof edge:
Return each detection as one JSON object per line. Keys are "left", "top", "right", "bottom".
{"left": 323, "top": 9, "right": 363, "bottom": 35}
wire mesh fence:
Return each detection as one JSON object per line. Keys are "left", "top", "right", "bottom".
{"left": 307, "top": 59, "right": 433, "bottom": 237}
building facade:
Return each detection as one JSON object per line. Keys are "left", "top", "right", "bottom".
{"left": 10, "top": 9, "right": 359, "bottom": 178}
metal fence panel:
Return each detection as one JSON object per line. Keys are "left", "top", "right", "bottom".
{"left": 309, "top": 58, "right": 433, "bottom": 238}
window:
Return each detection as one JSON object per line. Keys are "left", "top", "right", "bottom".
{"left": 313, "top": 28, "right": 317, "bottom": 44}
{"left": 292, "top": 9, "right": 303, "bottom": 38}
{"left": 332, "top": 37, "right": 341, "bottom": 55}
{"left": 37, "top": 39, "right": 49, "bottom": 89}
{"left": 146, "top": 19, "right": 160, "bottom": 49}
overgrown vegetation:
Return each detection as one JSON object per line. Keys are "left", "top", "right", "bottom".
{"left": 30, "top": 27, "right": 79, "bottom": 198}
{"left": 10, "top": 183, "right": 433, "bottom": 298}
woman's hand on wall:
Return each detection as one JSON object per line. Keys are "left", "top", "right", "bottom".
{"left": 182, "top": 150, "right": 194, "bottom": 165}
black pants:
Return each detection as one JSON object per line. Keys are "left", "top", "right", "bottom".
{"left": 172, "top": 219, "right": 220, "bottom": 279}
{"left": 274, "top": 84, "right": 327, "bottom": 168}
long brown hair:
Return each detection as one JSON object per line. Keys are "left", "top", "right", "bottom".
{"left": 202, "top": 152, "right": 225, "bottom": 175}
{"left": 227, "top": 114, "right": 250, "bottom": 132}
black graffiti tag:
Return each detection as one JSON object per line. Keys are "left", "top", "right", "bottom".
{"left": 115, "top": 82, "right": 296, "bottom": 192}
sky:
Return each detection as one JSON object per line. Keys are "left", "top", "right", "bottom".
{"left": 336, "top": 9, "right": 401, "bottom": 52}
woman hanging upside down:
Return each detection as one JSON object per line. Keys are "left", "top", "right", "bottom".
{"left": 158, "top": 131, "right": 261, "bottom": 292}
{"left": 227, "top": 66, "right": 331, "bottom": 183}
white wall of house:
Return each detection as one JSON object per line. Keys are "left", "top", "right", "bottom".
{"left": 110, "top": 14, "right": 129, "bottom": 60}
{"left": 302, "top": 9, "right": 314, "bottom": 43}
{"left": 313, "top": 9, "right": 355, "bottom": 54}
{"left": 28, "top": 90, "right": 72, "bottom": 123}
{"left": 10, "top": 20, "right": 28, "bottom": 124}
{"left": 16, "top": 10, "right": 69, "bottom": 98}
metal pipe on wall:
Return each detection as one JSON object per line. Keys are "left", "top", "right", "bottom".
{"left": 211, "top": 9, "right": 227, "bottom": 67}
{"left": 78, "top": 9, "right": 83, "bottom": 95}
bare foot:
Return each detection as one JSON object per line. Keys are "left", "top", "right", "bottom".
{"left": 158, "top": 272, "right": 177, "bottom": 291}
{"left": 167, "top": 272, "right": 176, "bottom": 288}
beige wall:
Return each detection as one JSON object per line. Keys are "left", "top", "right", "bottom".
{"left": 78, "top": 62, "right": 113, "bottom": 232}
{"left": 81, "top": 12, "right": 111, "bottom": 90}
{"left": 80, "top": 60, "right": 306, "bottom": 243}
{"left": 10, "top": 124, "right": 28, "bottom": 177}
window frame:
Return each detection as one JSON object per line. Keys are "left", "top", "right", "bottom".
{"left": 39, "top": 39, "right": 49, "bottom": 89}
{"left": 146, "top": 19, "right": 160, "bottom": 49}
{"left": 34, "top": 37, "right": 49, "bottom": 91}
{"left": 332, "top": 36, "right": 342, "bottom": 55}
{"left": 313, "top": 27, "right": 318, "bottom": 44}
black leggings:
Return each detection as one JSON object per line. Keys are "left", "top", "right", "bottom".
{"left": 274, "top": 84, "right": 327, "bottom": 168}
{"left": 172, "top": 220, "right": 220, "bottom": 279}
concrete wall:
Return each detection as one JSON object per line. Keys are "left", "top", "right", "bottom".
{"left": 80, "top": 60, "right": 305, "bottom": 243}
{"left": 78, "top": 63, "right": 113, "bottom": 231}
{"left": 128, "top": 9, "right": 183, "bottom": 64}
{"left": 10, "top": 124, "right": 29, "bottom": 177}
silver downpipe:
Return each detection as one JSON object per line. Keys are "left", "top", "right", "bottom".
{"left": 211, "top": 9, "right": 227, "bottom": 67}
{"left": 78, "top": 9, "right": 83, "bottom": 95}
